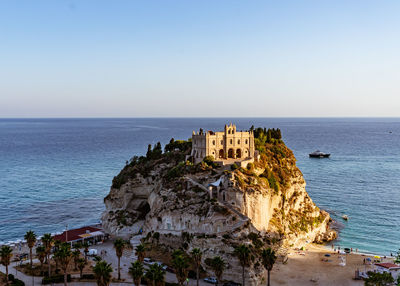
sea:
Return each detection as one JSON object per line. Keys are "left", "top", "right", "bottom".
{"left": 0, "top": 118, "right": 399, "bottom": 255}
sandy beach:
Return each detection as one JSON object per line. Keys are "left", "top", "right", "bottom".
{"left": 271, "top": 244, "right": 394, "bottom": 286}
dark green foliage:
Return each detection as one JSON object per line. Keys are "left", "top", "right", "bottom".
{"left": 247, "top": 232, "right": 263, "bottom": 249}
{"left": 153, "top": 232, "right": 160, "bottom": 241}
{"left": 213, "top": 205, "right": 230, "bottom": 215}
{"left": 147, "top": 142, "right": 163, "bottom": 160}
{"left": 203, "top": 156, "right": 218, "bottom": 168}
{"left": 165, "top": 138, "right": 192, "bottom": 153}
{"left": 260, "top": 169, "right": 279, "bottom": 193}
{"left": 182, "top": 232, "right": 193, "bottom": 243}
{"left": 42, "top": 274, "right": 71, "bottom": 284}
{"left": 364, "top": 271, "right": 394, "bottom": 286}
{"left": 231, "top": 163, "right": 239, "bottom": 170}
{"left": 166, "top": 161, "right": 186, "bottom": 180}
{"left": 81, "top": 274, "right": 96, "bottom": 280}
{"left": 395, "top": 249, "right": 400, "bottom": 264}
{"left": 9, "top": 276, "right": 25, "bottom": 286}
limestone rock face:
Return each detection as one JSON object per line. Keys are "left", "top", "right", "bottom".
{"left": 102, "top": 140, "right": 337, "bottom": 285}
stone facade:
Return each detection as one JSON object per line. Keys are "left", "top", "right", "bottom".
{"left": 191, "top": 123, "right": 255, "bottom": 163}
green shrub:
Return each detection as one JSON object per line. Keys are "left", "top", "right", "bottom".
{"left": 231, "top": 163, "right": 239, "bottom": 170}
{"left": 42, "top": 274, "right": 71, "bottom": 284}
{"left": 11, "top": 279, "right": 24, "bottom": 286}
{"left": 81, "top": 274, "right": 95, "bottom": 280}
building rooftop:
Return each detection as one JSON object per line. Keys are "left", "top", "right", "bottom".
{"left": 53, "top": 226, "right": 102, "bottom": 243}
{"left": 375, "top": 263, "right": 400, "bottom": 269}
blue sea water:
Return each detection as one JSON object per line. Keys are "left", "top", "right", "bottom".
{"left": 0, "top": 118, "right": 399, "bottom": 255}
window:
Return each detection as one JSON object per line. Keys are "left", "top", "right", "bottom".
{"left": 220, "top": 140, "right": 223, "bottom": 145}
{"left": 230, "top": 139, "right": 233, "bottom": 144}
{"left": 212, "top": 140, "right": 216, "bottom": 145}
{"left": 238, "top": 139, "right": 240, "bottom": 144}
{"left": 245, "top": 139, "right": 248, "bottom": 144}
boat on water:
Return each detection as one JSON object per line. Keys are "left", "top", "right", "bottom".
{"left": 309, "top": 150, "right": 330, "bottom": 158}
{"left": 342, "top": 215, "right": 349, "bottom": 221}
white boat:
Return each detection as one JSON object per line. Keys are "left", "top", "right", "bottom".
{"left": 342, "top": 215, "right": 349, "bottom": 221}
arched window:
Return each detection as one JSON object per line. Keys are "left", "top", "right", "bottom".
{"left": 230, "top": 139, "right": 233, "bottom": 144}
{"left": 228, "top": 130, "right": 231, "bottom": 134}
{"left": 245, "top": 139, "right": 248, "bottom": 144}
{"left": 212, "top": 140, "right": 216, "bottom": 145}
{"left": 238, "top": 139, "right": 240, "bottom": 144}
{"left": 220, "top": 140, "right": 223, "bottom": 145}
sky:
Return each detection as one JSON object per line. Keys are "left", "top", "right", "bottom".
{"left": 1, "top": 0, "right": 400, "bottom": 118}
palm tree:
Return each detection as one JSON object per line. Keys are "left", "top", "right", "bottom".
{"left": 93, "top": 260, "right": 113, "bottom": 286}
{"left": 145, "top": 263, "right": 165, "bottom": 286}
{"left": 210, "top": 256, "right": 225, "bottom": 286}
{"left": 77, "top": 258, "right": 86, "bottom": 279}
{"left": 234, "top": 244, "right": 250, "bottom": 286}
{"left": 191, "top": 248, "right": 202, "bottom": 286}
{"left": 261, "top": 248, "right": 277, "bottom": 286}
{"left": 36, "top": 246, "right": 46, "bottom": 275}
{"left": 172, "top": 251, "right": 189, "bottom": 286}
{"left": 24, "top": 230, "right": 37, "bottom": 268}
{"left": 113, "top": 238, "right": 126, "bottom": 280}
{"left": 129, "top": 261, "right": 144, "bottom": 286}
{"left": 0, "top": 245, "right": 13, "bottom": 285}
{"left": 72, "top": 249, "right": 80, "bottom": 270}
{"left": 135, "top": 243, "right": 146, "bottom": 263}
{"left": 42, "top": 233, "right": 54, "bottom": 277}
{"left": 54, "top": 240, "right": 62, "bottom": 272}
{"left": 55, "top": 243, "right": 72, "bottom": 286}
{"left": 82, "top": 242, "right": 89, "bottom": 263}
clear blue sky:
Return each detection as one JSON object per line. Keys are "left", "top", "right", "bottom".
{"left": 1, "top": 0, "right": 399, "bottom": 117}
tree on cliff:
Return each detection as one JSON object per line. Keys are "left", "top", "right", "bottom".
{"left": 24, "top": 230, "right": 37, "bottom": 268}
{"left": 0, "top": 245, "right": 12, "bottom": 285}
{"left": 191, "top": 248, "right": 202, "bottom": 286}
{"left": 113, "top": 238, "right": 127, "bottom": 280}
{"left": 129, "top": 261, "right": 144, "bottom": 286}
{"left": 210, "top": 256, "right": 225, "bottom": 286}
{"left": 261, "top": 248, "right": 277, "bottom": 286}
{"left": 234, "top": 244, "right": 251, "bottom": 286}
{"left": 135, "top": 243, "right": 147, "bottom": 263}
{"left": 93, "top": 260, "right": 113, "bottom": 286}
{"left": 42, "top": 233, "right": 54, "bottom": 277}
{"left": 172, "top": 250, "right": 190, "bottom": 286}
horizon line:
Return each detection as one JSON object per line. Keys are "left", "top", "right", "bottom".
{"left": 1, "top": 116, "right": 400, "bottom": 119}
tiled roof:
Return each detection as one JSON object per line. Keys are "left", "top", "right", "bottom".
{"left": 53, "top": 226, "right": 102, "bottom": 242}
{"left": 375, "top": 263, "right": 400, "bottom": 269}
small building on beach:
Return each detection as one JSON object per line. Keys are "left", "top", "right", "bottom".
{"left": 53, "top": 226, "right": 106, "bottom": 245}
{"left": 374, "top": 263, "right": 400, "bottom": 280}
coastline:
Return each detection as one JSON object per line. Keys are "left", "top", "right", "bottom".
{"left": 271, "top": 243, "right": 395, "bottom": 286}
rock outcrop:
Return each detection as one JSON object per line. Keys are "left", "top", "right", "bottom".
{"left": 102, "top": 132, "right": 336, "bottom": 285}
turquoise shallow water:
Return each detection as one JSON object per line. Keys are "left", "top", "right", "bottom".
{"left": 0, "top": 118, "right": 399, "bottom": 255}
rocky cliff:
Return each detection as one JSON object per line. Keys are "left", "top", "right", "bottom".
{"left": 102, "top": 130, "right": 336, "bottom": 285}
